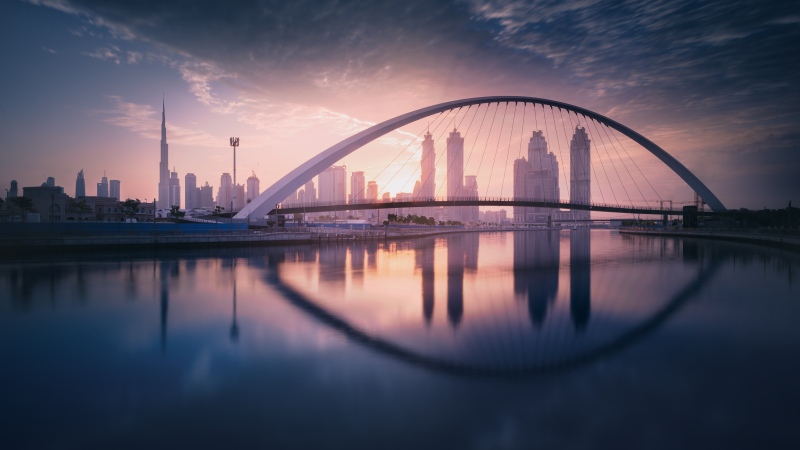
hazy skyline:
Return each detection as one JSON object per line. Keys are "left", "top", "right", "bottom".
{"left": 1, "top": 0, "right": 798, "bottom": 209}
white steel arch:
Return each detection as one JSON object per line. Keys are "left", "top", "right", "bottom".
{"left": 235, "top": 96, "right": 726, "bottom": 219}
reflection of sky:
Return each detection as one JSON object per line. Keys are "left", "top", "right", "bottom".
{"left": 1, "top": 232, "right": 799, "bottom": 448}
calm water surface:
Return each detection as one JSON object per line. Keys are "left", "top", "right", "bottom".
{"left": 1, "top": 230, "right": 798, "bottom": 449}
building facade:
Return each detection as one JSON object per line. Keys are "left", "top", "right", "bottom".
{"left": 318, "top": 165, "right": 347, "bottom": 205}
{"left": 157, "top": 100, "right": 171, "bottom": 209}
{"left": 513, "top": 130, "right": 560, "bottom": 224}
{"left": 569, "top": 126, "right": 591, "bottom": 221}
{"left": 109, "top": 180, "right": 120, "bottom": 200}
{"left": 75, "top": 170, "right": 85, "bottom": 198}
{"left": 185, "top": 173, "right": 197, "bottom": 210}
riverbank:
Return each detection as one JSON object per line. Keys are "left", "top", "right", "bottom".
{"left": 619, "top": 228, "right": 800, "bottom": 251}
{"left": 0, "top": 226, "right": 487, "bottom": 254}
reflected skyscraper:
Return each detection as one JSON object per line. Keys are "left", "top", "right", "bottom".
{"left": 414, "top": 237, "right": 436, "bottom": 325}
{"left": 513, "top": 230, "right": 560, "bottom": 327}
{"left": 570, "top": 228, "right": 591, "bottom": 330}
{"left": 447, "top": 234, "right": 464, "bottom": 328}
{"left": 350, "top": 243, "right": 365, "bottom": 285}
{"left": 159, "top": 261, "right": 170, "bottom": 354}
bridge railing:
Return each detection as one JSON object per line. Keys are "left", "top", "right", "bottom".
{"left": 277, "top": 196, "right": 687, "bottom": 214}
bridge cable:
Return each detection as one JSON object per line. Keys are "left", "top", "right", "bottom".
{"left": 466, "top": 102, "right": 501, "bottom": 200}
{"left": 362, "top": 109, "right": 449, "bottom": 205}
{"left": 484, "top": 102, "right": 510, "bottom": 198}
{"left": 546, "top": 105, "right": 571, "bottom": 202}
{"left": 585, "top": 116, "right": 620, "bottom": 208}
{"left": 373, "top": 107, "right": 458, "bottom": 204}
{"left": 566, "top": 109, "right": 606, "bottom": 206}
{"left": 607, "top": 124, "right": 663, "bottom": 207}
{"left": 393, "top": 105, "right": 476, "bottom": 207}
{"left": 496, "top": 101, "right": 518, "bottom": 199}
{"left": 596, "top": 118, "right": 643, "bottom": 208}
{"left": 434, "top": 103, "right": 490, "bottom": 201}
{"left": 591, "top": 117, "right": 634, "bottom": 208}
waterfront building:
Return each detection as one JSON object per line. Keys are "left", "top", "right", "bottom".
{"left": 513, "top": 131, "right": 560, "bottom": 224}
{"left": 318, "top": 165, "right": 346, "bottom": 205}
{"left": 217, "top": 173, "right": 232, "bottom": 213}
{"left": 157, "top": 99, "right": 171, "bottom": 209}
{"left": 304, "top": 180, "right": 316, "bottom": 203}
{"left": 110, "top": 180, "right": 120, "bottom": 200}
{"left": 22, "top": 178, "right": 69, "bottom": 222}
{"left": 185, "top": 173, "right": 197, "bottom": 210}
{"left": 169, "top": 170, "right": 180, "bottom": 208}
{"left": 350, "top": 171, "right": 365, "bottom": 218}
{"left": 246, "top": 172, "right": 260, "bottom": 204}
{"left": 200, "top": 182, "right": 214, "bottom": 209}
{"left": 7, "top": 180, "right": 18, "bottom": 199}
{"left": 234, "top": 184, "right": 246, "bottom": 211}
{"left": 569, "top": 126, "right": 591, "bottom": 221}
{"left": 464, "top": 175, "right": 479, "bottom": 223}
{"left": 446, "top": 128, "right": 465, "bottom": 222}
{"left": 75, "top": 170, "right": 85, "bottom": 198}
{"left": 96, "top": 174, "right": 109, "bottom": 197}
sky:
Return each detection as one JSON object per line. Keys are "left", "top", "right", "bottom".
{"left": 0, "top": 0, "right": 798, "bottom": 210}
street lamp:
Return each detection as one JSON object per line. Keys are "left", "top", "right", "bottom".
{"left": 230, "top": 137, "right": 239, "bottom": 219}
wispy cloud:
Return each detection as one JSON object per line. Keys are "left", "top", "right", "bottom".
{"left": 41, "top": 46, "right": 57, "bottom": 54}
{"left": 98, "top": 95, "right": 219, "bottom": 147}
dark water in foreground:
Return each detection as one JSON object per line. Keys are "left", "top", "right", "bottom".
{"left": 1, "top": 230, "right": 798, "bottom": 449}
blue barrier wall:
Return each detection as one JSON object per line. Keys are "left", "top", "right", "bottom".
{"left": 0, "top": 222, "right": 247, "bottom": 235}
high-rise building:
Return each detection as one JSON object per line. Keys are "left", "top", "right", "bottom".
{"left": 234, "top": 184, "right": 246, "bottom": 211}
{"left": 157, "top": 99, "right": 170, "bottom": 209}
{"left": 366, "top": 181, "right": 378, "bottom": 202}
{"left": 446, "top": 129, "right": 465, "bottom": 222}
{"left": 304, "top": 180, "right": 316, "bottom": 203}
{"left": 513, "top": 131, "right": 560, "bottom": 224}
{"left": 569, "top": 126, "right": 591, "bottom": 221}
{"left": 75, "top": 170, "right": 85, "bottom": 198}
{"left": 200, "top": 182, "right": 214, "bottom": 209}
{"left": 169, "top": 170, "right": 180, "bottom": 208}
{"left": 7, "top": 180, "right": 18, "bottom": 199}
{"left": 110, "top": 179, "right": 120, "bottom": 200}
{"left": 246, "top": 172, "right": 260, "bottom": 204}
{"left": 185, "top": 173, "right": 197, "bottom": 210}
{"left": 350, "top": 171, "right": 365, "bottom": 218}
{"left": 419, "top": 131, "right": 436, "bottom": 199}
{"left": 97, "top": 174, "right": 109, "bottom": 197}
{"left": 464, "top": 175, "right": 479, "bottom": 223}
{"left": 217, "top": 173, "right": 232, "bottom": 213}
{"left": 318, "top": 165, "right": 346, "bottom": 204}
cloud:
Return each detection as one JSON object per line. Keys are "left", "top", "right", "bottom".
{"left": 83, "top": 45, "right": 121, "bottom": 64}
{"left": 41, "top": 46, "right": 57, "bottom": 54}
{"left": 98, "top": 95, "right": 219, "bottom": 147}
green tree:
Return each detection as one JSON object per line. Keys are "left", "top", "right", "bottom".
{"left": 169, "top": 205, "right": 185, "bottom": 220}
{"left": 122, "top": 198, "right": 142, "bottom": 221}
{"left": 10, "top": 197, "right": 34, "bottom": 222}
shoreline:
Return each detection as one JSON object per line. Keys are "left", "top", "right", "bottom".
{"left": 618, "top": 228, "right": 800, "bottom": 251}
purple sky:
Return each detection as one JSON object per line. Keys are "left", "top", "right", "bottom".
{"left": 1, "top": 0, "right": 798, "bottom": 209}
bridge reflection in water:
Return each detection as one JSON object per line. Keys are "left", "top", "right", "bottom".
{"left": 268, "top": 230, "right": 720, "bottom": 377}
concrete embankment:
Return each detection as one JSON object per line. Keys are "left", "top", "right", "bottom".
{"left": 0, "top": 226, "right": 482, "bottom": 254}
{"left": 619, "top": 229, "right": 800, "bottom": 251}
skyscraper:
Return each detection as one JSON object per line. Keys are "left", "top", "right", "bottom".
{"left": 97, "top": 173, "right": 109, "bottom": 197}
{"left": 318, "top": 165, "right": 346, "bottom": 205}
{"left": 185, "top": 173, "right": 197, "bottom": 210}
{"left": 200, "top": 182, "right": 214, "bottom": 209}
{"left": 304, "top": 180, "right": 316, "bottom": 203}
{"left": 110, "top": 180, "right": 120, "bottom": 200}
{"left": 366, "top": 181, "right": 378, "bottom": 202}
{"left": 75, "top": 170, "right": 85, "bottom": 198}
{"left": 513, "top": 131, "right": 560, "bottom": 224}
{"left": 464, "top": 175, "right": 479, "bottom": 222}
{"left": 217, "top": 173, "right": 232, "bottom": 212}
{"left": 570, "top": 126, "right": 591, "bottom": 221}
{"left": 419, "top": 131, "right": 436, "bottom": 200}
{"left": 170, "top": 170, "right": 181, "bottom": 208}
{"left": 246, "top": 172, "right": 260, "bottom": 204}
{"left": 158, "top": 99, "right": 170, "bottom": 209}
{"left": 446, "top": 129, "right": 465, "bottom": 222}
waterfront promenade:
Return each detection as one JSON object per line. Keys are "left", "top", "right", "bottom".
{"left": 619, "top": 228, "right": 800, "bottom": 251}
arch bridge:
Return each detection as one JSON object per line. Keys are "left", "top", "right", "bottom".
{"left": 235, "top": 96, "right": 725, "bottom": 220}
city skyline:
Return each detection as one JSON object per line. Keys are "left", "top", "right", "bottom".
{"left": 1, "top": 1, "right": 798, "bottom": 209}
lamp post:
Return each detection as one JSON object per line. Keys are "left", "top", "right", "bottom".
{"left": 230, "top": 137, "right": 239, "bottom": 221}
